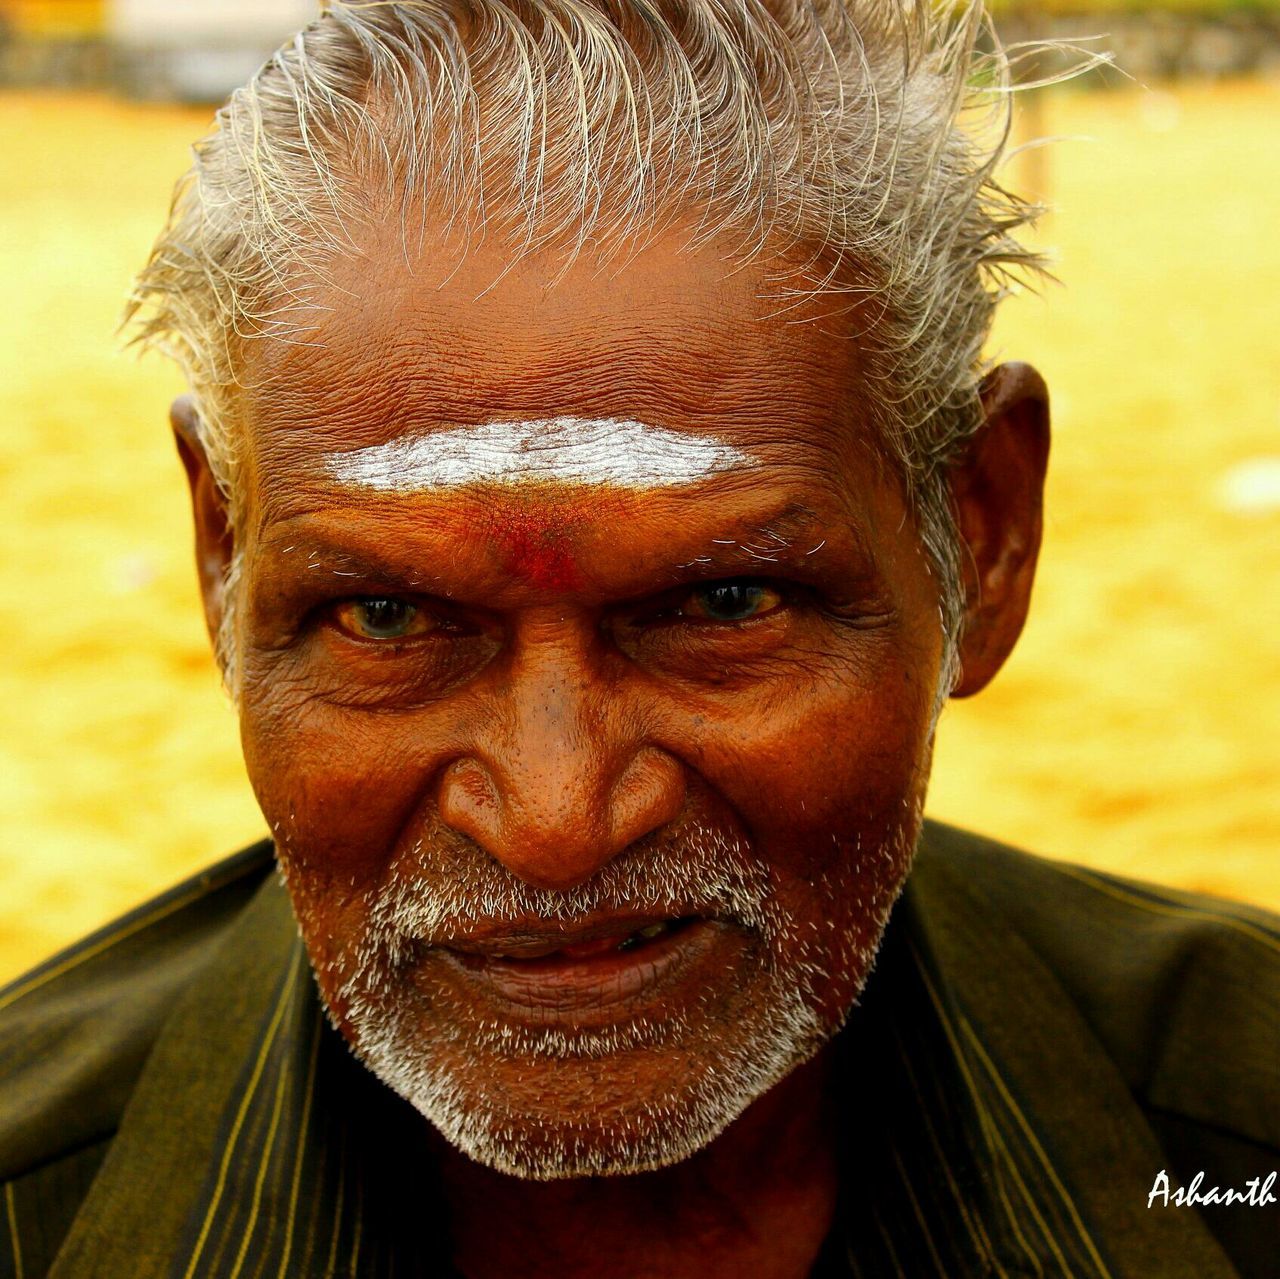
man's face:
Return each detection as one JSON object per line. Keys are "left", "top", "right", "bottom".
{"left": 228, "top": 230, "right": 945, "bottom": 1178}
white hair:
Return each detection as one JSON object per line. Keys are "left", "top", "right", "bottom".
{"left": 127, "top": 0, "right": 1063, "bottom": 690}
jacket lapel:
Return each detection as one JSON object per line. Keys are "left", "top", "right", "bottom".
{"left": 890, "top": 828, "right": 1240, "bottom": 1279}
{"left": 47, "top": 873, "right": 453, "bottom": 1279}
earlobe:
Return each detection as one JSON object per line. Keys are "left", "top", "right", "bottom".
{"left": 170, "top": 395, "right": 234, "bottom": 650}
{"left": 950, "top": 362, "right": 1050, "bottom": 699}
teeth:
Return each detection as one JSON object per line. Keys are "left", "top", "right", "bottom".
{"left": 484, "top": 921, "right": 681, "bottom": 960}
{"left": 617, "top": 921, "right": 673, "bottom": 952}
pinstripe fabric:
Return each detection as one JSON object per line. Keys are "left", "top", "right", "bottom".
{"left": 163, "top": 946, "right": 451, "bottom": 1279}
{"left": 1, "top": 824, "right": 1273, "bottom": 1277}
{"left": 821, "top": 919, "right": 1128, "bottom": 1279}
{"left": 4, "top": 1183, "right": 21, "bottom": 1279}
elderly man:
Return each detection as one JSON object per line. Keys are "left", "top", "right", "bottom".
{"left": 2, "top": 1, "right": 1276, "bottom": 1276}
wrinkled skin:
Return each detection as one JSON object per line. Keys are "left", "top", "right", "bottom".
{"left": 176, "top": 229, "right": 1048, "bottom": 1279}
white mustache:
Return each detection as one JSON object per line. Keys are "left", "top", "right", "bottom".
{"left": 358, "top": 824, "right": 772, "bottom": 962}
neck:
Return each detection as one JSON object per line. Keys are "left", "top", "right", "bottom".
{"left": 433, "top": 1050, "right": 840, "bottom": 1279}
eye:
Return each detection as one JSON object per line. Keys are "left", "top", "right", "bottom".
{"left": 683, "top": 580, "right": 783, "bottom": 623}
{"left": 332, "top": 597, "right": 434, "bottom": 641}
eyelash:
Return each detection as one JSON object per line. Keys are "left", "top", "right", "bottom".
{"left": 325, "top": 596, "right": 474, "bottom": 643}
{"left": 624, "top": 579, "right": 791, "bottom": 628}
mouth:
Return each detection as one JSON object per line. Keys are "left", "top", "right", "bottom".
{"left": 430, "top": 915, "right": 742, "bottom": 1018}
{"left": 445, "top": 916, "right": 699, "bottom": 963}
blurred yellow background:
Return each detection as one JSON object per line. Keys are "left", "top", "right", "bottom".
{"left": 1, "top": 79, "right": 1277, "bottom": 982}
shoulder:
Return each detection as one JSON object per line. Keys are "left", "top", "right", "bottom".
{"left": 912, "top": 820, "right": 1279, "bottom": 1153}
{"left": 0, "top": 842, "right": 276, "bottom": 1182}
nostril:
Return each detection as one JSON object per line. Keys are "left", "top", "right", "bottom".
{"left": 438, "top": 758, "right": 500, "bottom": 841}
{"left": 609, "top": 747, "right": 686, "bottom": 848}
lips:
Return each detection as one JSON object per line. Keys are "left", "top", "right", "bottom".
{"left": 442, "top": 916, "right": 694, "bottom": 962}
{"left": 426, "top": 915, "right": 746, "bottom": 1019}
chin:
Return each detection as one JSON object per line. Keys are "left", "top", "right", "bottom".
{"left": 324, "top": 879, "right": 900, "bottom": 1181}
{"left": 341, "top": 983, "right": 837, "bottom": 1180}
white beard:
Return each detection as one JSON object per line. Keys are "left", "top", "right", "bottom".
{"left": 313, "top": 817, "right": 918, "bottom": 1180}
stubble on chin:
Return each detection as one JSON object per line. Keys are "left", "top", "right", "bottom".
{"left": 292, "top": 808, "right": 922, "bottom": 1180}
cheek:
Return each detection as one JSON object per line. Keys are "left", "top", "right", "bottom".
{"left": 240, "top": 694, "right": 435, "bottom": 997}
{"left": 695, "top": 644, "right": 938, "bottom": 845}
{"left": 239, "top": 687, "right": 431, "bottom": 884}
{"left": 751, "top": 685, "right": 928, "bottom": 918}
{"left": 677, "top": 639, "right": 937, "bottom": 1001}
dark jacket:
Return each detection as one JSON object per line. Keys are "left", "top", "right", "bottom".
{"left": 1, "top": 822, "right": 1275, "bottom": 1277}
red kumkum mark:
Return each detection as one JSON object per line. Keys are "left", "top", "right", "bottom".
{"left": 489, "top": 506, "right": 584, "bottom": 592}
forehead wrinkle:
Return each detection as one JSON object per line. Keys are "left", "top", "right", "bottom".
{"left": 413, "top": 322, "right": 753, "bottom": 417}
{"left": 237, "top": 325, "right": 765, "bottom": 477}
{"left": 233, "top": 241, "right": 877, "bottom": 533}
{"left": 393, "top": 304, "right": 863, "bottom": 426}
{"left": 233, "top": 265, "right": 843, "bottom": 455}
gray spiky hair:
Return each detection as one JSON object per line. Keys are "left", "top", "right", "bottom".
{"left": 127, "top": 0, "right": 1052, "bottom": 692}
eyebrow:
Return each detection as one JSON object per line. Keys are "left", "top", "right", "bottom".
{"left": 321, "top": 416, "right": 756, "bottom": 491}
{"left": 264, "top": 542, "right": 434, "bottom": 585}
{"left": 673, "top": 506, "right": 828, "bottom": 566}
{"left": 258, "top": 502, "right": 870, "bottom": 603}
{"left": 666, "top": 507, "right": 880, "bottom": 592}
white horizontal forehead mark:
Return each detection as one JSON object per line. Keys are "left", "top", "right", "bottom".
{"left": 322, "top": 416, "right": 755, "bottom": 491}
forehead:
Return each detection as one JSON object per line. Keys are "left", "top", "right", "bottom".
{"left": 233, "top": 230, "right": 879, "bottom": 519}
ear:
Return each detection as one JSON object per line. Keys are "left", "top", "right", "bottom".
{"left": 950, "top": 362, "right": 1050, "bottom": 698}
{"left": 171, "top": 395, "right": 234, "bottom": 651}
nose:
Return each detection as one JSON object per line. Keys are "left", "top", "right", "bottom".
{"left": 437, "top": 654, "right": 686, "bottom": 891}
